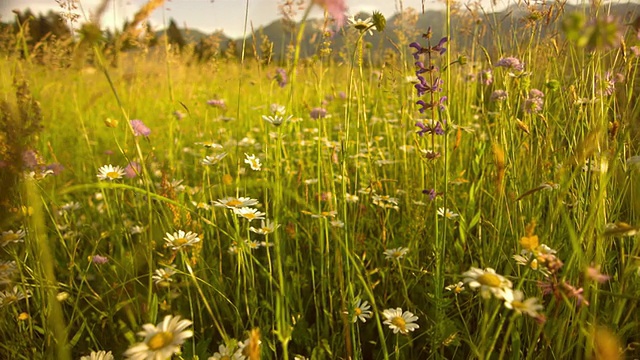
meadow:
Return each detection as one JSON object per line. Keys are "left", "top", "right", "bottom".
{"left": 1, "top": 0, "right": 639, "bottom": 359}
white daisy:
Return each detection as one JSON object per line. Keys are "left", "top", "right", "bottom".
{"left": 192, "top": 201, "right": 212, "bottom": 211}
{"left": 502, "top": 288, "right": 544, "bottom": 318}
{"left": 462, "top": 267, "right": 513, "bottom": 299}
{"left": 437, "top": 207, "right": 459, "bottom": 219}
{"left": 382, "top": 307, "right": 419, "bottom": 335}
{"left": 347, "top": 15, "right": 374, "bottom": 35}
{"left": 97, "top": 164, "right": 125, "bottom": 181}
{"left": 208, "top": 344, "right": 233, "bottom": 360}
{"left": 445, "top": 281, "right": 465, "bottom": 294}
{"left": 1, "top": 229, "right": 26, "bottom": 247}
{"left": 351, "top": 298, "right": 372, "bottom": 323}
{"left": 233, "top": 207, "right": 266, "bottom": 222}
{"left": 164, "top": 230, "right": 201, "bottom": 250}
{"left": 384, "top": 247, "right": 409, "bottom": 261}
{"left": 80, "top": 350, "right": 114, "bottom": 360}
{"left": 0, "top": 286, "right": 31, "bottom": 306}
{"left": 202, "top": 152, "right": 228, "bottom": 165}
{"left": 244, "top": 153, "right": 262, "bottom": 171}
{"left": 213, "top": 197, "right": 259, "bottom": 209}
{"left": 123, "top": 315, "right": 193, "bottom": 360}
{"left": 249, "top": 219, "right": 279, "bottom": 235}
{"left": 152, "top": 267, "right": 177, "bottom": 287}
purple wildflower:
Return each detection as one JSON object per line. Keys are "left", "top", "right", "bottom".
{"left": 275, "top": 68, "right": 288, "bottom": 87}
{"left": 124, "top": 161, "right": 141, "bottom": 178}
{"left": 524, "top": 89, "right": 544, "bottom": 113}
{"left": 45, "top": 163, "right": 65, "bottom": 175}
{"left": 92, "top": 255, "right": 109, "bottom": 265}
{"left": 173, "top": 111, "right": 185, "bottom": 120}
{"left": 479, "top": 69, "right": 493, "bottom": 85}
{"left": 415, "top": 76, "right": 443, "bottom": 97}
{"left": 207, "top": 99, "right": 226, "bottom": 109}
{"left": 495, "top": 57, "right": 524, "bottom": 72}
{"left": 490, "top": 90, "right": 508, "bottom": 102}
{"left": 422, "top": 188, "right": 438, "bottom": 200}
{"left": 22, "top": 149, "right": 38, "bottom": 169}
{"left": 416, "top": 96, "right": 447, "bottom": 113}
{"left": 415, "top": 120, "right": 444, "bottom": 136}
{"left": 338, "top": 91, "right": 347, "bottom": 100}
{"left": 432, "top": 37, "right": 448, "bottom": 55}
{"left": 310, "top": 107, "right": 327, "bottom": 119}
{"left": 130, "top": 119, "right": 151, "bottom": 137}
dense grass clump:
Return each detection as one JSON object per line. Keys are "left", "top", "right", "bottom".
{"left": 0, "top": 0, "right": 639, "bottom": 359}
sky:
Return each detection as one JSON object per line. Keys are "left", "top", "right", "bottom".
{"left": 0, "top": 0, "right": 514, "bottom": 38}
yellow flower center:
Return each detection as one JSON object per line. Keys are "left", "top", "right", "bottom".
{"left": 512, "top": 301, "right": 525, "bottom": 310}
{"left": 391, "top": 316, "right": 406, "bottom": 332}
{"left": 244, "top": 213, "right": 256, "bottom": 220}
{"left": 393, "top": 251, "right": 403, "bottom": 258}
{"left": 220, "top": 356, "right": 231, "bottom": 360}
{"left": 354, "top": 308, "right": 362, "bottom": 316}
{"left": 2, "top": 233, "right": 19, "bottom": 241}
{"left": 4, "top": 295, "right": 17, "bottom": 304}
{"left": 227, "top": 199, "right": 242, "bottom": 207}
{"left": 147, "top": 331, "right": 174, "bottom": 351}
{"left": 174, "top": 237, "right": 188, "bottom": 246}
{"left": 106, "top": 171, "right": 120, "bottom": 179}
{"left": 477, "top": 273, "right": 502, "bottom": 287}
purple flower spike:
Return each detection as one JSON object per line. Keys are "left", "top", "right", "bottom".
{"left": 124, "top": 161, "right": 141, "bottom": 178}
{"left": 275, "top": 68, "right": 288, "bottom": 87}
{"left": 130, "top": 119, "right": 151, "bottom": 137}
{"left": 415, "top": 120, "right": 444, "bottom": 136}
{"left": 432, "top": 37, "right": 448, "bottom": 55}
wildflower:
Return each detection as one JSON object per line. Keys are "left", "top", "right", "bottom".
{"left": 0, "top": 260, "right": 17, "bottom": 285}
{"left": 250, "top": 220, "right": 279, "bottom": 235}
{"left": 244, "top": 153, "right": 262, "bottom": 171}
{"left": 310, "top": 107, "right": 327, "bottom": 119}
{"left": 234, "top": 329, "right": 261, "bottom": 360}
{"left": 479, "top": 69, "right": 493, "bottom": 85}
{"left": 213, "top": 197, "right": 259, "bottom": 209}
{"left": 123, "top": 315, "right": 193, "bottom": 360}
{"left": 586, "top": 266, "right": 610, "bottom": 283}
{"left": 104, "top": 118, "right": 119, "bottom": 128}
{"left": 409, "top": 36, "right": 448, "bottom": 59}
{"left": 382, "top": 308, "right": 419, "bottom": 335}
{"left": 124, "top": 161, "right": 142, "bottom": 178}
{"left": 97, "top": 164, "right": 125, "bottom": 181}
{"left": 274, "top": 68, "right": 287, "bottom": 87}
{"left": 462, "top": 267, "right": 513, "bottom": 299}
{"left": 372, "top": 195, "right": 399, "bottom": 210}
{"left": 0, "top": 286, "right": 31, "bottom": 307}
{"left": 490, "top": 90, "right": 508, "bottom": 101}
{"left": 525, "top": 89, "right": 544, "bottom": 113}
{"left": 384, "top": 247, "right": 409, "bottom": 261}
{"left": 130, "top": 225, "right": 144, "bottom": 235}
{"left": 502, "top": 288, "right": 544, "bottom": 318}
{"left": 416, "top": 97, "right": 447, "bottom": 112}
{"left": 302, "top": 210, "right": 338, "bottom": 219}
{"left": 1, "top": 229, "right": 25, "bottom": 247}
{"left": 130, "top": 119, "right": 151, "bottom": 137}
{"left": 495, "top": 57, "right": 524, "bottom": 71}
{"left": 164, "top": 230, "right": 201, "bottom": 250}
{"left": 415, "top": 119, "right": 444, "bottom": 136}
{"left": 80, "top": 351, "right": 114, "bottom": 360}
{"left": 208, "top": 344, "right": 234, "bottom": 360}
{"left": 152, "top": 267, "right": 177, "bottom": 287}
{"left": 422, "top": 188, "right": 440, "bottom": 200}
{"left": 415, "top": 76, "right": 443, "bottom": 96}
{"left": 350, "top": 298, "right": 372, "bottom": 323}
{"left": 173, "top": 111, "right": 185, "bottom": 120}
{"left": 202, "top": 153, "right": 228, "bottom": 165}
{"left": 345, "top": 193, "right": 359, "bottom": 203}
{"left": 348, "top": 15, "right": 374, "bottom": 35}
{"left": 330, "top": 219, "right": 345, "bottom": 228}
{"left": 91, "top": 255, "right": 109, "bottom": 265}
{"left": 195, "top": 141, "right": 224, "bottom": 149}
{"left": 445, "top": 281, "right": 465, "bottom": 294}
{"left": 262, "top": 114, "right": 292, "bottom": 127}
{"left": 312, "top": 0, "right": 347, "bottom": 28}
{"left": 437, "top": 207, "right": 459, "bottom": 219}
{"left": 207, "top": 99, "right": 227, "bottom": 109}
{"left": 519, "top": 234, "right": 539, "bottom": 251}
{"left": 192, "top": 201, "right": 211, "bottom": 211}
{"left": 233, "top": 207, "right": 266, "bottom": 222}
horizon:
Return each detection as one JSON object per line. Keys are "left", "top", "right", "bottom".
{"left": 1, "top": 0, "right": 521, "bottom": 38}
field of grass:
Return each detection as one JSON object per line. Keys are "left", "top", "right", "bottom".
{"left": 1, "top": 1, "right": 640, "bottom": 359}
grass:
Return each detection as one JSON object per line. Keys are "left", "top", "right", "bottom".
{"left": 0, "top": 1, "right": 639, "bottom": 359}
